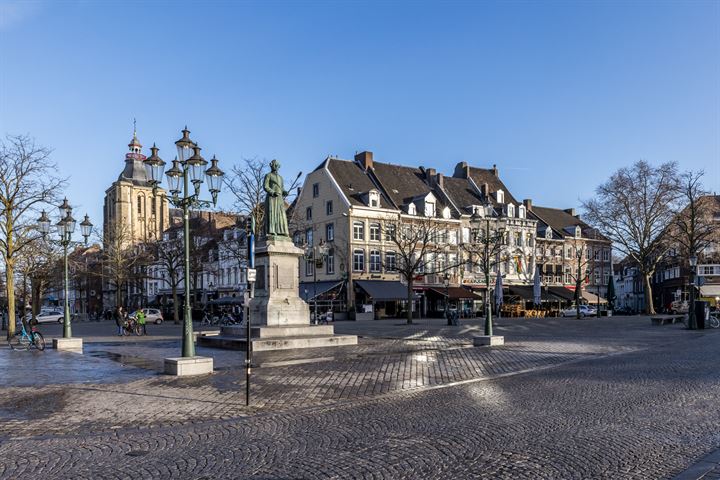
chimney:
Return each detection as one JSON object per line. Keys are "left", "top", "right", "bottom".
{"left": 435, "top": 173, "right": 444, "bottom": 189}
{"left": 355, "top": 151, "right": 373, "bottom": 171}
{"left": 564, "top": 208, "right": 576, "bottom": 217}
{"left": 425, "top": 167, "right": 436, "bottom": 185}
{"left": 453, "top": 161, "right": 469, "bottom": 178}
{"left": 523, "top": 199, "right": 532, "bottom": 211}
{"left": 481, "top": 182, "right": 489, "bottom": 197}
{"left": 492, "top": 164, "right": 499, "bottom": 177}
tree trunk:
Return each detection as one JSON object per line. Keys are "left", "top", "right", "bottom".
{"left": 406, "top": 278, "right": 414, "bottom": 325}
{"left": 643, "top": 273, "right": 655, "bottom": 314}
{"left": 6, "top": 259, "right": 15, "bottom": 339}
{"left": 171, "top": 282, "right": 180, "bottom": 324}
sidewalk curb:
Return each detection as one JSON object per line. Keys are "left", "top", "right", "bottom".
{"left": 674, "top": 447, "right": 720, "bottom": 480}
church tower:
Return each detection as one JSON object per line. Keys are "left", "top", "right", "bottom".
{"left": 103, "top": 127, "right": 170, "bottom": 249}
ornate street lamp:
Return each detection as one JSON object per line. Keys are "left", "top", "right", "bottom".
{"left": 37, "top": 203, "right": 92, "bottom": 340}
{"left": 144, "top": 127, "right": 225, "bottom": 358}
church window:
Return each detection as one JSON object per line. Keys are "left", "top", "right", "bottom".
{"left": 137, "top": 196, "right": 142, "bottom": 215}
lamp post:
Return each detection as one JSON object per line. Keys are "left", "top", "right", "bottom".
{"left": 305, "top": 240, "right": 329, "bottom": 323}
{"left": 37, "top": 201, "right": 92, "bottom": 339}
{"left": 688, "top": 254, "right": 698, "bottom": 330}
{"left": 144, "top": 127, "right": 225, "bottom": 358}
{"left": 443, "top": 272, "right": 451, "bottom": 325}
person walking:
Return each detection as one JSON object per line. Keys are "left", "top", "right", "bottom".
{"left": 136, "top": 309, "right": 147, "bottom": 335}
{"left": 115, "top": 306, "right": 124, "bottom": 336}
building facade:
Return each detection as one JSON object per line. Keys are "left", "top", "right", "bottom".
{"left": 290, "top": 151, "right": 612, "bottom": 319}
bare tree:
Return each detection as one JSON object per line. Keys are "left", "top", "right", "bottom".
{"left": 102, "top": 223, "right": 144, "bottom": 308}
{"left": 667, "top": 170, "right": 717, "bottom": 261}
{"left": 226, "top": 157, "right": 302, "bottom": 236}
{"left": 0, "top": 135, "right": 64, "bottom": 338}
{"left": 149, "top": 236, "right": 184, "bottom": 323}
{"left": 582, "top": 160, "right": 679, "bottom": 314}
{"left": 460, "top": 215, "right": 506, "bottom": 318}
{"left": 383, "top": 216, "right": 450, "bottom": 324}
{"left": 16, "top": 239, "right": 61, "bottom": 321}
{"left": 226, "top": 158, "right": 268, "bottom": 236}
{"left": 564, "top": 237, "right": 593, "bottom": 319}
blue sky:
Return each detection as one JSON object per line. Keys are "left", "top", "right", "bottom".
{"left": 1, "top": 0, "right": 718, "bottom": 227}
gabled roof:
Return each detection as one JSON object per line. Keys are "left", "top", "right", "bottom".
{"left": 531, "top": 205, "right": 606, "bottom": 241}
{"left": 371, "top": 162, "right": 432, "bottom": 208}
{"left": 454, "top": 164, "right": 520, "bottom": 206}
{"left": 440, "top": 176, "right": 483, "bottom": 215}
{"left": 325, "top": 158, "right": 392, "bottom": 207}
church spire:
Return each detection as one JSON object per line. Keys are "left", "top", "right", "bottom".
{"left": 128, "top": 118, "right": 142, "bottom": 153}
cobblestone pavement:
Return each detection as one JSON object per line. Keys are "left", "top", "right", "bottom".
{"left": 0, "top": 317, "right": 718, "bottom": 478}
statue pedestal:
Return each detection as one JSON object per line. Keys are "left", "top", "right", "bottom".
{"left": 199, "top": 237, "right": 357, "bottom": 352}
{"left": 249, "top": 237, "right": 310, "bottom": 327}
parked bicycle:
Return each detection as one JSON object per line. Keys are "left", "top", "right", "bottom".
{"left": 8, "top": 321, "right": 45, "bottom": 351}
{"left": 122, "top": 317, "right": 142, "bottom": 336}
{"left": 709, "top": 312, "right": 719, "bottom": 329}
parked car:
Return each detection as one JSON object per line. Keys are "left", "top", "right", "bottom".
{"left": 562, "top": 305, "right": 597, "bottom": 317}
{"left": 129, "top": 308, "right": 164, "bottom": 324}
{"left": 24, "top": 309, "right": 64, "bottom": 324}
{"left": 670, "top": 300, "right": 689, "bottom": 314}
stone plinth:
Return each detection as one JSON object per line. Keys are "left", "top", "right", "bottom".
{"left": 199, "top": 236, "right": 358, "bottom": 352}
{"left": 53, "top": 337, "right": 83, "bottom": 352}
{"left": 249, "top": 237, "right": 310, "bottom": 327}
{"left": 473, "top": 335, "right": 505, "bottom": 347}
{"left": 164, "top": 356, "right": 214, "bottom": 376}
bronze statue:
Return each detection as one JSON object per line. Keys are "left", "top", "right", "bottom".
{"left": 263, "top": 159, "right": 289, "bottom": 237}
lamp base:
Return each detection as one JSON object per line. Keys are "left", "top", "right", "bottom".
{"left": 164, "top": 356, "right": 214, "bottom": 376}
{"left": 53, "top": 337, "right": 83, "bottom": 352}
{"left": 473, "top": 335, "right": 505, "bottom": 347}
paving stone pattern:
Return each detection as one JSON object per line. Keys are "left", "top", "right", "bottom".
{"left": 0, "top": 317, "right": 718, "bottom": 479}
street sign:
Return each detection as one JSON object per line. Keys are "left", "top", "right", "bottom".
{"left": 247, "top": 268, "right": 257, "bottom": 282}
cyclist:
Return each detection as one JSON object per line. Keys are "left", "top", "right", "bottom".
{"left": 136, "top": 309, "right": 147, "bottom": 335}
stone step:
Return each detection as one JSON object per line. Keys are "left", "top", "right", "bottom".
{"left": 221, "top": 324, "right": 335, "bottom": 338}
{"left": 198, "top": 334, "right": 358, "bottom": 351}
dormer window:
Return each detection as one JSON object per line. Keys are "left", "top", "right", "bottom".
{"left": 368, "top": 190, "right": 380, "bottom": 208}
{"left": 545, "top": 228, "right": 552, "bottom": 239}
{"left": 442, "top": 206, "right": 451, "bottom": 219}
{"left": 424, "top": 201, "right": 435, "bottom": 217}
{"left": 496, "top": 190, "right": 505, "bottom": 204}
{"left": 575, "top": 226, "right": 581, "bottom": 238}
{"left": 407, "top": 203, "right": 417, "bottom": 215}
{"left": 507, "top": 204, "right": 515, "bottom": 218}
{"left": 518, "top": 205, "right": 526, "bottom": 219}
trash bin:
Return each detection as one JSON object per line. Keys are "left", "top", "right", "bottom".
{"left": 695, "top": 300, "right": 709, "bottom": 329}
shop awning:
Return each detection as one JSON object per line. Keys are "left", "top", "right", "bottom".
{"left": 548, "top": 287, "right": 576, "bottom": 301}
{"left": 582, "top": 290, "right": 607, "bottom": 304}
{"left": 300, "top": 281, "right": 343, "bottom": 301}
{"left": 508, "top": 285, "right": 559, "bottom": 301}
{"left": 700, "top": 285, "right": 720, "bottom": 298}
{"left": 428, "top": 287, "right": 481, "bottom": 299}
{"left": 208, "top": 296, "right": 244, "bottom": 306}
{"left": 356, "top": 280, "right": 412, "bottom": 301}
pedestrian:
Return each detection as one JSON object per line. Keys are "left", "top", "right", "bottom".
{"left": 136, "top": 309, "right": 147, "bottom": 335}
{"left": 115, "top": 306, "right": 124, "bottom": 336}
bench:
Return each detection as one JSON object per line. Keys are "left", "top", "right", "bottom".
{"left": 651, "top": 315, "right": 685, "bottom": 326}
